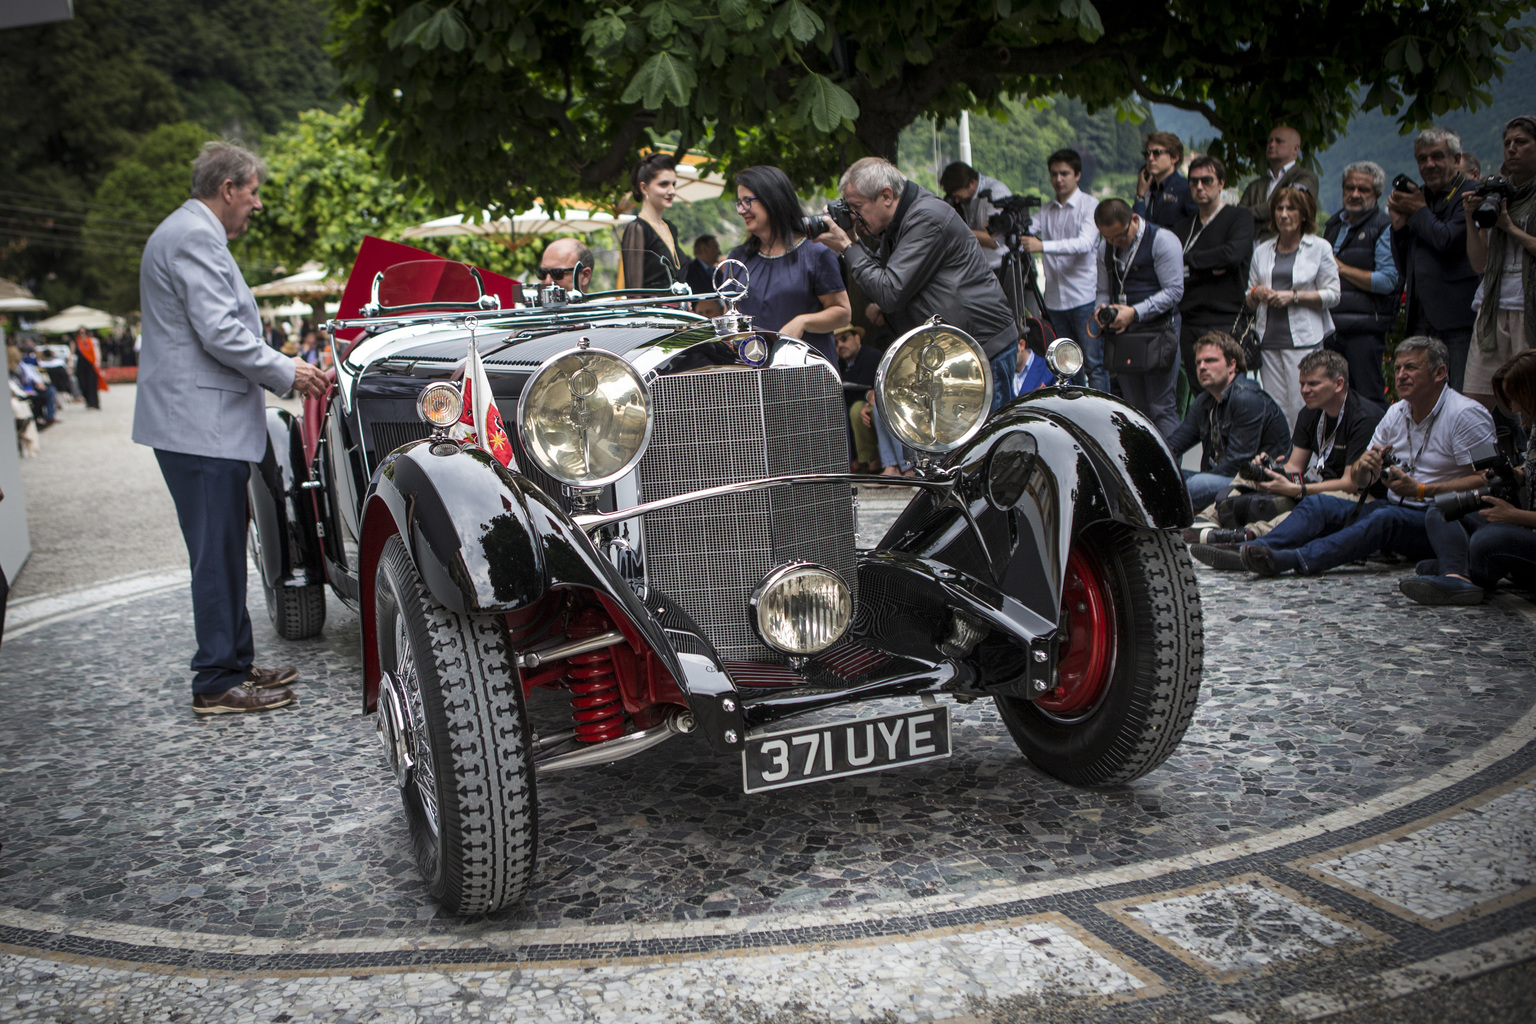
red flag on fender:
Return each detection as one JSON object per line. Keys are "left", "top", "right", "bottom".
{"left": 450, "top": 339, "right": 515, "bottom": 469}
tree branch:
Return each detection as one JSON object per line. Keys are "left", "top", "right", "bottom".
{"left": 1122, "top": 54, "right": 1228, "bottom": 133}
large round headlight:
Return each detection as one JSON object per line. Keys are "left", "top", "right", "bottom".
{"left": 874, "top": 322, "right": 992, "bottom": 452}
{"left": 517, "top": 347, "right": 653, "bottom": 487}
{"left": 751, "top": 563, "right": 852, "bottom": 656}
{"left": 1045, "top": 338, "right": 1083, "bottom": 380}
{"left": 417, "top": 381, "right": 463, "bottom": 428}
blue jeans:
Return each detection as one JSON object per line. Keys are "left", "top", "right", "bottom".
{"left": 990, "top": 347, "right": 1017, "bottom": 412}
{"left": 155, "top": 449, "right": 255, "bottom": 694}
{"left": 1182, "top": 470, "right": 1234, "bottom": 513}
{"left": 1046, "top": 303, "right": 1103, "bottom": 391}
{"left": 872, "top": 403, "right": 912, "bottom": 471}
{"left": 1424, "top": 507, "right": 1536, "bottom": 589}
{"left": 1255, "top": 497, "right": 1431, "bottom": 575}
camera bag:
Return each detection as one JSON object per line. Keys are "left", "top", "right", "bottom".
{"left": 1105, "top": 316, "right": 1178, "bottom": 375}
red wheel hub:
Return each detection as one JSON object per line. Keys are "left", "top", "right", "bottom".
{"left": 1035, "top": 545, "right": 1115, "bottom": 715}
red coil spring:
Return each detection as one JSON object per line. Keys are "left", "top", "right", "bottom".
{"left": 568, "top": 645, "right": 625, "bottom": 743}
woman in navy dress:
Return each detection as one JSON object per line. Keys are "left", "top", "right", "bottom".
{"left": 727, "top": 165, "right": 850, "bottom": 362}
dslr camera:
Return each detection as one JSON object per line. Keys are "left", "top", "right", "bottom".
{"left": 803, "top": 198, "right": 856, "bottom": 239}
{"left": 1471, "top": 175, "right": 1514, "bottom": 230}
{"left": 1236, "top": 455, "right": 1299, "bottom": 484}
{"left": 1434, "top": 438, "right": 1522, "bottom": 521}
{"left": 1392, "top": 173, "right": 1417, "bottom": 193}
{"left": 1093, "top": 305, "right": 1119, "bottom": 328}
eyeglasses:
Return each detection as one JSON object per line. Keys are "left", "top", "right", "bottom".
{"left": 1189, "top": 175, "right": 1218, "bottom": 186}
{"left": 734, "top": 195, "right": 759, "bottom": 212}
{"left": 536, "top": 266, "right": 575, "bottom": 280}
{"left": 1143, "top": 147, "right": 1170, "bottom": 158}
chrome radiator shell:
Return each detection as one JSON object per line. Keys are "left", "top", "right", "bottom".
{"left": 635, "top": 363, "right": 857, "bottom": 661}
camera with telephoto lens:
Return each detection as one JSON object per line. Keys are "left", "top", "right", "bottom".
{"left": 1434, "top": 438, "right": 1522, "bottom": 521}
{"left": 1471, "top": 175, "right": 1514, "bottom": 230}
{"left": 1236, "top": 455, "right": 1299, "bottom": 483}
{"left": 978, "top": 189, "right": 1042, "bottom": 240}
{"left": 803, "top": 198, "right": 855, "bottom": 239}
{"left": 1392, "top": 173, "right": 1416, "bottom": 193}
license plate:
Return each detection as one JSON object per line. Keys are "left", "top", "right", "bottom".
{"left": 741, "top": 706, "right": 952, "bottom": 794}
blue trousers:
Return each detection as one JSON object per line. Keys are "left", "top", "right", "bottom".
{"left": 1182, "top": 470, "right": 1234, "bottom": 513}
{"left": 156, "top": 450, "right": 254, "bottom": 694}
{"left": 1046, "top": 303, "right": 1103, "bottom": 391}
{"left": 1425, "top": 507, "right": 1536, "bottom": 589}
{"left": 871, "top": 404, "right": 912, "bottom": 472}
{"left": 1255, "top": 496, "right": 1432, "bottom": 575}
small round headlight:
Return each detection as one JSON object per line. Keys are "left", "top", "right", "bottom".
{"left": 417, "top": 381, "right": 464, "bottom": 428}
{"left": 517, "top": 347, "right": 653, "bottom": 487}
{"left": 874, "top": 323, "right": 992, "bottom": 452}
{"left": 751, "top": 563, "right": 852, "bottom": 656}
{"left": 1045, "top": 338, "right": 1084, "bottom": 380}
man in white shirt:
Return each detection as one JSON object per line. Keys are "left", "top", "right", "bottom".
{"left": 1238, "top": 126, "right": 1321, "bottom": 242}
{"left": 1230, "top": 336, "right": 1495, "bottom": 575}
{"left": 1021, "top": 149, "right": 1102, "bottom": 388}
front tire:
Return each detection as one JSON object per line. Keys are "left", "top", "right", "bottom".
{"left": 995, "top": 522, "right": 1202, "bottom": 786}
{"left": 374, "top": 534, "right": 538, "bottom": 914}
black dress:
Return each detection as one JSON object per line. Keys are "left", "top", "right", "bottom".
{"left": 619, "top": 218, "right": 682, "bottom": 291}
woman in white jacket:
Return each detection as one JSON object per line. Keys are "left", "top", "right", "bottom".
{"left": 1247, "top": 186, "right": 1341, "bottom": 422}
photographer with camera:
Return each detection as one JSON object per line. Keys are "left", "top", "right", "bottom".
{"left": 1388, "top": 126, "right": 1480, "bottom": 391}
{"left": 1164, "top": 332, "right": 1291, "bottom": 510}
{"left": 728, "top": 165, "right": 851, "bottom": 363}
{"left": 1197, "top": 337, "right": 1495, "bottom": 575}
{"left": 1133, "top": 133, "right": 1198, "bottom": 231}
{"left": 940, "top": 162, "right": 1010, "bottom": 274}
{"left": 1020, "top": 149, "right": 1104, "bottom": 389}
{"left": 814, "top": 158, "right": 1018, "bottom": 409}
{"left": 1399, "top": 350, "right": 1536, "bottom": 604}
{"left": 1461, "top": 115, "right": 1536, "bottom": 412}
{"left": 1093, "top": 198, "right": 1185, "bottom": 436}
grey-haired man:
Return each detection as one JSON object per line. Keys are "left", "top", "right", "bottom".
{"left": 135, "top": 141, "right": 328, "bottom": 715}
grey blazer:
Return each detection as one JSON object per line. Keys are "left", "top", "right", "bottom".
{"left": 133, "top": 200, "right": 295, "bottom": 462}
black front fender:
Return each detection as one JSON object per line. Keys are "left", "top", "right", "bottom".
{"left": 879, "top": 387, "right": 1190, "bottom": 627}
{"left": 248, "top": 407, "right": 324, "bottom": 590}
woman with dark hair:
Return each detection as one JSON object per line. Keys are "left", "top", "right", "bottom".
{"left": 1400, "top": 349, "right": 1536, "bottom": 605}
{"left": 618, "top": 153, "right": 683, "bottom": 291}
{"left": 727, "top": 165, "right": 850, "bottom": 362}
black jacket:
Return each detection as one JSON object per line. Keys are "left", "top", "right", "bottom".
{"left": 1391, "top": 174, "right": 1479, "bottom": 333}
{"left": 837, "top": 343, "right": 881, "bottom": 409}
{"left": 1176, "top": 205, "right": 1254, "bottom": 321}
{"left": 1134, "top": 170, "right": 1199, "bottom": 231}
{"left": 844, "top": 181, "right": 1017, "bottom": 358}
{"left": 1166, "top": 375, "right": 1292, "bottom": 475}
{"left": 1324, "top": 207, "right": 1396, "bottom": 338}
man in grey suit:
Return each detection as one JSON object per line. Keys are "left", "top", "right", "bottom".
{"left": 135, "top": 141, "right": 328, "bottom": 715}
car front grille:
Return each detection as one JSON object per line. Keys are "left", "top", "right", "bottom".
{"left": 636, "top": 363, "right": 856, "bottom": 661}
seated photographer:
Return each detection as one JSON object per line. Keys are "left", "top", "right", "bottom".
{"left": 813, "top": 158, "right": 1017, "bottom": 411}
{"left": 1093, "top": 198, "right": 1185, "bottom": 437}
{"left": 1202, "top": 350, "right": 1386, "bottom": 542}
{"left": 1193, "top": 337, "right": 1495, "bottom": 575}
{"left": 1400, "top": 349, "right": 1536, "bottom": 605}
{"left": 1164, "top": 332, "right": 1291, "bottom": 511}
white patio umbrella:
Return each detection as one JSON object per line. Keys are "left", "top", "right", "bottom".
{"left": 0, "top": 278, "right": 48, "bottom": 313}
{"left": 32, "top": 305, "right": 121, "bottom": 334}
{"left": 249, "top": 261, "right": 346, "bottom": 299}
{"left": 400, "top": 203, "right": 632, "bottom": 247}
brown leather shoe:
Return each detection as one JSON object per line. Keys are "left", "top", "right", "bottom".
{"left": 192, "top": 684, "right": 295, "bottom": 715}
{"left": 247, "top": 664, "right": 298, "bottom": 689}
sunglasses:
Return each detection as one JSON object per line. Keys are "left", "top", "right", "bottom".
{"left": 1189, "top": 175, "right": 1218, "bottom": 186}
{"left": 536, "top": 266, "right": 575, "bottom": 280}
{"left": 1143, "top": 147, "right": 1170, "bottom": 158}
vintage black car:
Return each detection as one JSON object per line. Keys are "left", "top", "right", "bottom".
{"left": 247, "top": 254, "right": 1203, "bottom": 915}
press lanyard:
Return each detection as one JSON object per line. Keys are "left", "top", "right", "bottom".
{"left": 1113, "top": 223, "right": 1146, "bottom": 305}
{"left": 1392, "top": 403, "right": 1441, "bottom": 505}
{"left": 1308, "top": 396, "right": 1344, "bottom": 481}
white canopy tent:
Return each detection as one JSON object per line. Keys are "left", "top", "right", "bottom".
{"left": 0, "top": 279, "right": 48, "bottom": 314}
{"left": 400, "top": 203, "right": 633, "bottom": 248}
{"left": 31, "top": 305, "right": 121, "bottom": 334}
{"left": 249, "top": 261, "right": 346, "bottom": 299}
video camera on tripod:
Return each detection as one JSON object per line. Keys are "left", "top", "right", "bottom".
{"left": 977, "top": 189, "right": 1042, "bottom": 244}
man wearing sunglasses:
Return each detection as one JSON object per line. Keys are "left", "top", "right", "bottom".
{"left": 1176, "top": 155, "right": 1254, "bottom": 400}
{"left": 1133, "top": 132, "right": 1198, "bottom": 230}
{"left": 535, "top": 238, "right": 594, "bottom": 294}
{"left": 1238, "top": 125, "right": 1320, "bottom": 241}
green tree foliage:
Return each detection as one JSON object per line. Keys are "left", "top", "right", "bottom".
{"left": 81, "top": 123, "right": 211, "bottom": 314}
{"left": 328, "top": 0, "right": 1535, "bottom": 214}
{"left": 238, "top": 105, "right": 534, "bottom": 283}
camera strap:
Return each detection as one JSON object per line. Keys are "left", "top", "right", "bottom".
{"left": 1112, "top": 223, "right": 1147, "bottom": 306}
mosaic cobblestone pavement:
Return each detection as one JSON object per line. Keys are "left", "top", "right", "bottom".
{"left": 2, "top": 505, "right": 1534, "bottom": 1022}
